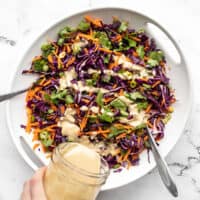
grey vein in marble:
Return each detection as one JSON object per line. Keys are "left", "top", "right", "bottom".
{"left": 0, "top": 35, "right": 16, "bottom": 46}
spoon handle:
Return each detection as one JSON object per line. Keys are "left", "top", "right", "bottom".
{"left": 147, "top": 127, "right": 178, "bottom": 197}
{"left": 0, "top": 89, "right": 27, "bottom": 102}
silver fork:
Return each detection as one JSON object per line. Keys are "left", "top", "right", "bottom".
{"left": 0, "top": 88, "right": 28, "bottom": 102}
{"left": 147, "top": 127, "right": 178, "bottom": 197}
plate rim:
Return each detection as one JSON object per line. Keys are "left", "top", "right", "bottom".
{"left": 6, "top": 6, "right": 193, "bottom": 191}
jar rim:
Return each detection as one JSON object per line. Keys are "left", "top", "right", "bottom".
{"left": 55, "top": 142, "right": 110, "bottom": 180}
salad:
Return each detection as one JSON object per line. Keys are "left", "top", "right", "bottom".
{"left": 22, "top": 16, "right": 175, "bottom": 170}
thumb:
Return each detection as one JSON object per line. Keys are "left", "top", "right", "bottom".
{"left": 30, "top": 167, "right": 47, "bottom": 200}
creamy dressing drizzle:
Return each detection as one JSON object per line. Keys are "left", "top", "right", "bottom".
{"left": 114, "top": 55, "right": 152, "bottom": 79}
{"left": 59, "top": 53, "right": 150, "bottom": 140}
{"left": 120, "top": 104, "right": 148, "bottom": 127}
{"left": 88, "top": 57, "right": 152, "bottom": 80}
{"left": 60, "top": 71, "right": 109, "bottom": 93}
{"left": 58, "top": 108, "right": 80, "bottom": 140}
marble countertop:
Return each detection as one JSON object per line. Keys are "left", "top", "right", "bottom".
{"left": 0, "top": 0, "right": 200, "bottom": 199}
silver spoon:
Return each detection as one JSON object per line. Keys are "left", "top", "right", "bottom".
{"left": 147, "top": 127, "right": 178, "bottom": 197}
{"left": 0, "top": 88, "right": 28, "bottom": 102}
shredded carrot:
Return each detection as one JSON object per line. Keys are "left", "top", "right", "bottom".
{"left": 77, "top": 33, "right": 97, "bottom": 41}
{"left": 34, "top": 87, "right": 42, "bottom": 93}
{"left": 25, "top": 125, "right": 31, "bottom": 133}
{"left": 84, "top": 48, "right": 89, "bottom": 54}
{"left": 82, "top": 99, "right": 90, "bottom": 104}
{"left": 119, "top": 89, "right": 124, "bottom": 96}
{"left": 123, "top": 149, "right": 131, "bottom": 161}
{"left": 108, "top": 62, "right": 115, "bottom": 69}
{"left": 60, "top": 105, "right": 66, "bottom": 114}
{"left": 167, "top": 106, "right": 174, "bottom": 113}
{"left": 47, "top": 54, "right": 54, "bottom": 63}
{"left": 66, "top": 56, "right": 75, "bottom": 67}
{"left": 66, "top": 45, "right": 71, "bottom": 53}
{"left": 84, "top": 15, "right": 102, "bottom": 27}
{"left": 147, "top": 120, "right": 154, "bottom": 128}
{"left": 170, "top": 98, "right": 176, "bottom": 103}
{"left": 104, "top": 97, "right": 115, "bottom": 103}
{"left": 114, "top": 123, "right": 133, "bottom": 129}
{"left": 161, "top": 97, "right": 166, "bottom": 106}
{"left": 138, "top": 137, "right": 142, "bottom": 146}
{"left": 79, "top": 112, "right": 89, "bottom": 131}
{"left": 98, "top": 129, "right": 110, "bottom": 134}
{"left": 144, "top": 136, "right": 149, "bottom": 141}
{"left": 32, "top": 129, "right": 39, "bottom": 141}
{"left": 57, "top": 56, "right": 63, "bottom": 68}
{"left": 89, "top": 28, "right": 93, "bottom": 36}
{"left": 76, "top": 107, "right": 80, "bottom": 117}
{"left": 127, "top": 160, "right": 132, "bottom": 169}
{"left": 39, "top": 78, "right": 46, "bottom": 86}
{"left": 32, "top": 56, "right": 42, "bottom": 62}
{"left": 151, "top": 91, "right": 160, "bottom": 96}
{"left": 112, "top": 148, "right": 121, "bottom": 155}
{"left": 125, "top": 56, "right": 132, "bottom": 63}
{"left": 25, "top": 92, "right": 31, "bottom": 102}
{"left": 25, "top": 108, "right": 32, "bottom": 133}
{"left": 34, "top": 93, "right": 42, "bottom": 100}
{"left": 144, "top": 56, "right": 149, "bottom": 62}
{"left": 132, "top": 154, "right": 139, "bottom": 160}
{"left": 98, "top": 47, "right": 122, "bottom": 56}
{"left": 32, "top": 134, "right": 39, "bottom": 142}
{"left": 113, "top": 84, "right": 117, "bottom": 89}
{"left": 116, "top": 133, "right": 127, "bottom": 140}
{"left": 43, "top": 80, "right": 52, "bottom": 87}
{"left": 26, "top": 87, "right": 41, "bottom": 101}
{"left": 101, "top": 133, "right": 108, "bottom": 138}
{"left": 152, "top": 80, "right": 161, "bottom": 88}
{"left": 156, "top": 117, "right": 161, "bottom": 126}
{"left": 41, "top": 145, "right": 47, "bottom": 153}
{"left": 130, "top": 36, "right": 141, "bottom": 42}
{"left": 30, "top": 122, "right": 40, "bottom": 127}
{"left": 133, "top": 51, "right": 138, "bottom": 57}
{"left": 118, "top": 154, "right": 123, "bottom": 163}
{"left": 145, "top": 103, "right": 152, "bottom": 113}
{"left": 112, "top": 34, "right": 122, "bottom": 42}
{"left": 114, "top": 51, "right": 122, "bottom": 56}
{"left": 88, "top": 92, "right": 93, "bottom": 96}
{"left": 51, "top": 131, "right": 56, "bottom": 140}
{"left": 50, "top": 104, "right": 57, "bottom": 111}
{"left": 33, "top": 143, "right": 40, "bottom": 150}
{"left": 160, "top": 61, "right": 165, "bottom": 67}
{"left": 98, "top": 124, "right": 102, "bottom": 131}
{"left": 99, "top": 47, "right": 113, "bottom": 54}
{"left": 93, "top": 43, "right": 99, "bottom": 52}
{"left": 139, "top": 77, "right": 148, "bottom": 82}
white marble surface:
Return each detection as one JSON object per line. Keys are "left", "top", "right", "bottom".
{"left": 0, "top": 0, "right": 200, "bottom": 199}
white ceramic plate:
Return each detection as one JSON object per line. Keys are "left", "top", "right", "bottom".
{"left": 6, "top": 8, "right": 192, "bottom": 190}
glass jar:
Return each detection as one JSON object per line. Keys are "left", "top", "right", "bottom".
{"left": 44, "top": 143, "right": 110, "bottom": 200}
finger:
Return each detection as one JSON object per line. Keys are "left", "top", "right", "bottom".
{"left": 21, "top": 181, "right": 31, "bottom": 200}
{"left": 30, "top": 167, "right": 47, "bottom": 200}
{"left": 32, "top": 167, "right": 47, "bottom": 181}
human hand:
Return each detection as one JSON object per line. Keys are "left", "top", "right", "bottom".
{"left": 21, "top": 167, "right": 47, "bottom": 200}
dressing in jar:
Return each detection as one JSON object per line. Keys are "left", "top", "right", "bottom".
{"left": 44, "top": 142, "right": 110, "bottom": 200}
